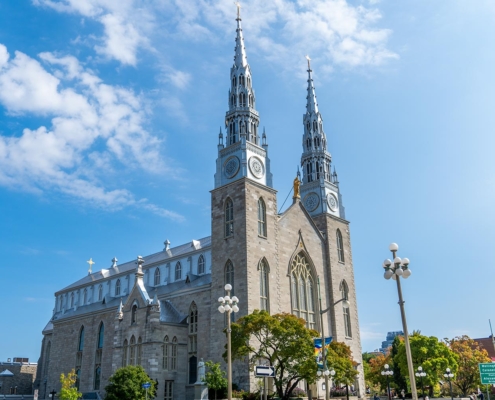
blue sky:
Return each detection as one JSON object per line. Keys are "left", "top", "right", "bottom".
{"left": 1, "top": 0, "right": 494, "bottom": 362}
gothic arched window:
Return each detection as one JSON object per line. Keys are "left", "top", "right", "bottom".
{"left": 129, "top": 335, "right": 136, "bottom": 365}
{"left": 98, "top": 284, "right": 103, "bottom": 301}
{"left": 137, "top": 337, "right": 142, "bottom": 365}
{"left": 259, "top": 259, "right": 270, "bottom": 311}
{"left": 115, "top": 279, "right": 121, "bottom": 296}
{"left": 44, "top": 341, "right": 51, "bottom": 379}
{"left": 258, "top": 198, "right": 267, "bottom": 237}
{"left": 336, "top": 229, "right": 345, "bottom": 263}
{"left": 289, "top": 252, "right": 317, "bottom": 330}
{"left": 83, "top": 288, "right": 87, "bottom": 305}
{"left": 175, "top": 262, "right": 182, "bottom": 281}
{"left": 225, "top": 261, "right": 234, "bottom": 291}
{"left": 78, "top": 326, "right": 85, "bottom": 351}
{"left": 162, "top": 336, "right": 169, "bottom": 370}
{"left": 131, "top": 304, "right": 137, "bottom": 325}
{"left": 154, "top": 268, "right": 161, "bottom": 286}
{"left": 198, "top": 255, "right": 205, "bottom": 274}
{"left": 70, "top": 292, "right": 74, "bottom": 308}
{"left": 340, "top": 280, "right": 352, "bottom": 337}
{"left": 94, "top": 322, "right": 104, "bottom": 390}
{"left": 76, "top": 327, "right": 83, "bottom": 379}
{"left": 189, "top": 355, "right": 198, "bottom": 384}
{"left": 122, "top": 339, "right": 128, "bottom": 367}
{"left": 225, "top": 198, "right": 234, "bottom": 237}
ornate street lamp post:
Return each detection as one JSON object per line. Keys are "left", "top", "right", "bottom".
{"left": 415, "top": 366, "right": 427, "bottom": 400}
{"left": 381, "top": 364, "right": 393, "bottom": 400}
{"left": 443, "top": 368, "right": 454, "bottom": 400}
{"left": 218, "top": 284, "right": 239, "bottom": 400}
{"left": 382, "top": 243, "right": 418, "bottom": 400}
{"left": 317, "top": 277, "right": 347, "bottom": 400}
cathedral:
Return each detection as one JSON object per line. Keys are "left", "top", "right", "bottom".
{"left": 36, "top": 10, "right": 364, "bottom": 400}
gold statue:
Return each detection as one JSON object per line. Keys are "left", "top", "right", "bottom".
{"left": 293, "top": 175, "right": 301, "bottom": 199}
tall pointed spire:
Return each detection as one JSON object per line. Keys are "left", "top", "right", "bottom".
{"left": 299, "top": 57, "right": 345, "bottom": 219}
{"left": 234, "top": 2, "right": 248, "bottom": 68}
{"left": 305, "top": 55, "right": 319, "bottom": 114}
{"left": 213, "top": 3, "right": 273, "bottom": 189}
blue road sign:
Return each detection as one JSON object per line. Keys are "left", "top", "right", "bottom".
{"left": 142, "top": 382, "right": 151, "bottom": 389}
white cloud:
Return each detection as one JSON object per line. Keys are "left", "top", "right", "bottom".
{"left": 0, "top": 43, "right": 183, "bottom": 221}
{"left": 34, "top": 0, "right": 152, "bottom": 66}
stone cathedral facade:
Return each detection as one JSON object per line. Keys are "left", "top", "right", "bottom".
{"left": 36, "top": 12, "right": 364, "bottom": 400}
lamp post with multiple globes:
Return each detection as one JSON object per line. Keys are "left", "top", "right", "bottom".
{"left": 381, "top": 364, "right": 393, "bottom": 400}
{"left": 218, "top": 284, "right": 239, "bottom": 400}
{"left": 443, "top": 368, "right": 454, "bottom": 400}
{"left": 382, "top": 243, "right": 418, "bottom": 400}
{"left": 415, "top": 366, "right": 427, "bottom": 400}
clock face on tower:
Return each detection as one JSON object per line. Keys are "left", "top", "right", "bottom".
{"left": 248, "top": 156, "right": 265, "bottom": 178}
{"left": 327, "top": 193, "right": 338, "bottom": 211}
{"left": 224, "top": 156, "right": 240, "bottom": 179}
{"left": 303, "top": 192, "right": 320, "bottom": 212}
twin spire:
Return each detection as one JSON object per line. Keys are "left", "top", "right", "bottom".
{"left": 234, "top": 2, "right": 248, "bottom": 68}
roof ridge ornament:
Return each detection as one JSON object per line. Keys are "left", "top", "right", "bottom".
{"left": 86, "top": 258, "right": 95, "bottom": 275}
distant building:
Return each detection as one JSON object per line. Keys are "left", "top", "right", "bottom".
{"left": 0, "top": 358, "right": 37, "bottom": 396}
{"left": 380, "top": 331, "right": 404, "bottom": 353}
{"left": 473, "top": 336, "right": 495, "bottom": 361}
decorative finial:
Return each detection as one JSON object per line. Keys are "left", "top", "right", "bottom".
{"left": 87, "top": 258, "right": 95, "bottom": 274}
{"left": 297, "top": 166, "right": 301, "bottom": 179}
{"left": 305, "top": 55, "right": 311, "bottom": 70}
{"left": 117, "top": 299, "right": 124, "bottom": 320}
{"left": 234, "top": 1, "right": 241, "bottom": 19}
{"left": 111, "top": 257, "right": 118, "bottom": 268}
{"left": 164, "top": 239, "right": 171, "bottom": 251}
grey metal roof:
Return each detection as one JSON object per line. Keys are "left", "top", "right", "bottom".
{"left": 49, "top": 272, "right": 211, "bottom": 325}
{"left": 58, "top": 236, "right": 211, "bottom": 293}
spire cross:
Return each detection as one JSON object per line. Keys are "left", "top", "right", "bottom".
{"left": 305, "top": 55, "right": 311, "bottom": 70}
{"left": 86, "top": 258, "right": 95, "bottom": 274}
{"left": 234, "top": 1, "right": 241, "bottom": 19}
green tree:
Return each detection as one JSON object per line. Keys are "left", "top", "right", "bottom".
{"left": 326, "top": 341, "right": 358, "bottom": 387}
{"left": 105, "top": 365, "right": 156, "bottom": 400}
{"left": 230, "top": 310, "right": 318, "bottom": 400}
{"left": 391, "top": 336, "right": 407, "bottom": 393}
{"left": 366, "top": 352, "right": 393, "bottom": 393}
{"left": 393, "top": 333, "right": 458, "bottom": 396}
{"left": 448, "top": 336, "right": 491, "bottom": 395}
{"left": 203, "top": 361, "right": 227, "bottom": 400}
{"left": 59, "top": 369, "right": 82, "bottom": 400}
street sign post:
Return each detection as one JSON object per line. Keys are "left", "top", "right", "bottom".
{"left": 255, "top": 366, "right": 275, "bottom": 378}
{"left": 142, "top": 382, "right": 151, "bottom": 400}
{"left": 255, "top": 366, "right": 275, "bottom": 400}
{"left": 479, "top": 363, "right": 495, "bottom": 384}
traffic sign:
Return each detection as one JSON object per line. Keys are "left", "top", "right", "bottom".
{"left": 479, "top": 363, "right": 495, "bottom": 384}
{"left": 142, "top": 382, "right": 151, "bottom": 389}
{"left": 255, "top": 366, "right": 275, "bottom": 377}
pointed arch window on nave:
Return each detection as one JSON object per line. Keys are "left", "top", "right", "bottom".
{"left": 290, "top": 252, "right": 317, "bottom": 330}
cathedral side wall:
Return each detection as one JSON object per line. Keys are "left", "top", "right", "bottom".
{"left": 48, "top": 310, "right": 115, "bottom": 396}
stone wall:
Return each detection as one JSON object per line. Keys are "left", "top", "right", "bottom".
{"left": 0, "top": 362, "right": 37, "bottom": 395}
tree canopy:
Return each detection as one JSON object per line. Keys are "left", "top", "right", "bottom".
{"left": 326, "top": 341, "right": 358, "bottom": 387}
{"left": 203, "top": 360, "right": 227, "bottom": 400}
{"left": 104, "top": 365, "right": 156, "bottom": 400}
{"left": 394, "top": 333, "right": 458, "bottom": 395}
{"left": 448, "top": 336, "right": 491, "bottom": 395}
{"left": 59, "top": 369, "right": 82, "bottom": 400}
{"left": 230, "top": 310, "right": 319, "bottom": 400}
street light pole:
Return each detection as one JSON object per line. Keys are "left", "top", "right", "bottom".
{"left": 415, "top": 366, "right": 427, "bottom": 400}
{"left": 218, "top": 284, "right": 240, "bottom": 400}
{"left": 443, "top": 368, "right": 454, "bottom": 400}
{"left": 317, "top": 277, "right": 347, "bottom": 400}
{"left": 382, "top": 243, "right": 418, "bottom": 400}
{"left": 381, "top": 364, "right": 393, "bottom": 400}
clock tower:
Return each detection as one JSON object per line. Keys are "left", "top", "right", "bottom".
{"left": 213, "top": 9, "right": 273, "bottom": 189}
{"left": 299, "top": 58, "right": 344, "bottom": 219}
